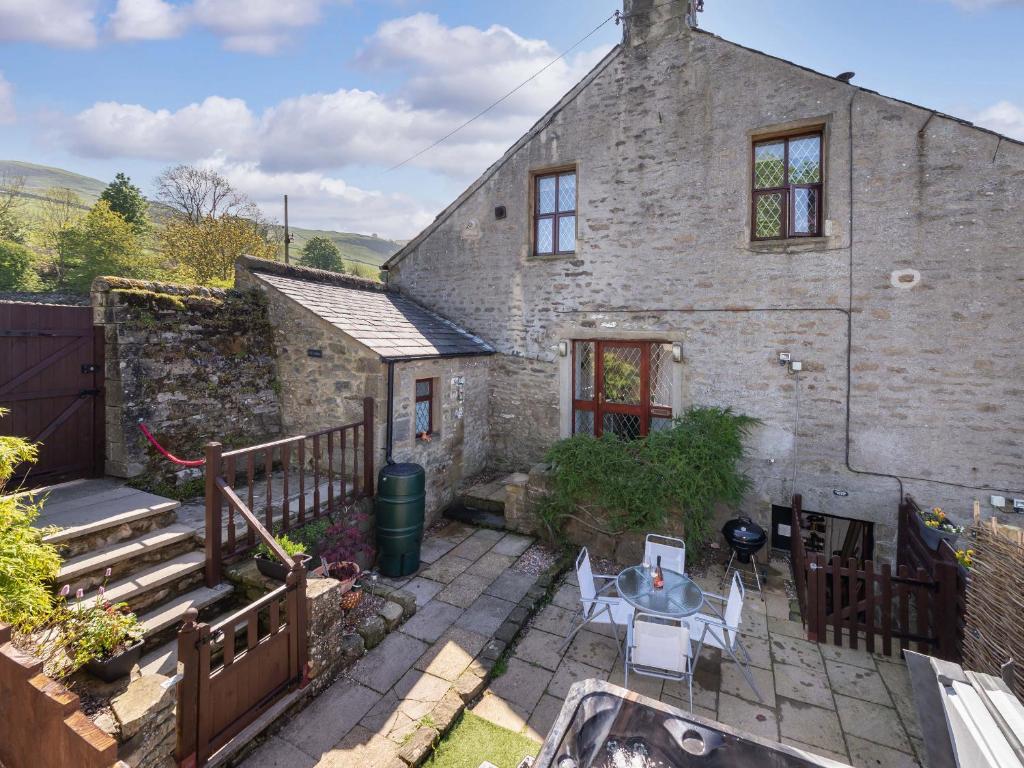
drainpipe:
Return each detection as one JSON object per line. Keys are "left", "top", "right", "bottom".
{"left": 385, "top": 359, "right": 396, "bottom": 465}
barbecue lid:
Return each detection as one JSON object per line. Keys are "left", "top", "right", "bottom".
{"left": 721, "top": 516, "right": 767, "bottom": 545}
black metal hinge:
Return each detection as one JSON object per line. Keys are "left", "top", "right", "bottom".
{"left": 79, "top": 388, "right": 101, "bottom": 397}
{"left": 81, "top": 363, "right": 99, "bottom": 374}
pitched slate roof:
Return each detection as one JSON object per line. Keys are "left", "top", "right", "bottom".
{"left": 252, "top": 268, "right": 494, "bottom": 360}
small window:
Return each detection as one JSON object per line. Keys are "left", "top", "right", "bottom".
{"left": 752, "top": 132, "right": 823, "bottom": 240}
{"left": 535, "top": 170, "right": 576, "bottom": 255}
{"left": 415, "top": 379, "right": 433, "bottom": 439}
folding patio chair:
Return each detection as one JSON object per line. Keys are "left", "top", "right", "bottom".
{"left": 561, "top": 547, "right": 634, "bottom": 655}
{"left": 625, "top": 612, "right": 706, "bottom": 711}
{"left": 644, "top": 533, "right": 686, "bottom": 575}
{"left": 685, "top": 571, "right": 763, "bottom": 701}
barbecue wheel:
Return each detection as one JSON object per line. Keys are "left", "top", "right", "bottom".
{"left": 340, "top": 588, "right": 363, "bottom": 611}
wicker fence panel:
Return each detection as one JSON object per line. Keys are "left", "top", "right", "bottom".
{"left": 962, "top": 518, "right": 1024, "bottom": 700}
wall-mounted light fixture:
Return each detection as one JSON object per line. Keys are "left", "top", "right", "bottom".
{"left": 672, "top": 342, "right": 683, "bottom": 362}
{"left": 558, "top": 340, "right": 569, "bottom": 357}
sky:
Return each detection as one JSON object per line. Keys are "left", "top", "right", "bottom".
{"left": 0, "top": 0, "right": 1022, "bottom": 240}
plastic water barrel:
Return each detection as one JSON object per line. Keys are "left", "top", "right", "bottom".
{"left": 375, "top": 462, "right": 426, "bottom": 577}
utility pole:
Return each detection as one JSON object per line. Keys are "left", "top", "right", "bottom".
{"left": 284, "top": 194, "right": 290, "bottom": 264}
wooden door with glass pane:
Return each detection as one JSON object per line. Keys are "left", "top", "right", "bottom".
{"left": 572, "top": 340, "right": 673, "bottom": 439}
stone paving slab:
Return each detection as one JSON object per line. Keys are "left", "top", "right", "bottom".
{"left": 835, "top": 694, "right": 912, "bottom": 753}
{"left": 777, "top": 698, "right": 846, "bottom": 755}
{"left": 350, "top": 631, "right": 430, "bottom": 694}
{"left": 825, "top": 659, "right": 891, "bottom": 706}
{"left": 493, "top": 533, "right": 534, "bottom": 557}
{"left": 484, "top": 571, "right": 536, "bottom": 603}
{"left": 455, "top": 593, "right": 516, "bottom": 636}
{"left": 414, "top": 627, "right": 489, "bottom": 681}
{"left": 419, "top": 553, "right": 475, "bottom": 583}
{"left": 846, "top": 735, "right": 921, "bottom": 768}
{"left": 401, "top": 576, "right": 444, "bottom": 607}
{"left": 242, "top": 735, "right": 317, "bottom": 768}
{"left": 436, "top": 570, "right": 491, "bottom": 608}
{"left": 278, "top": 681, "right": 381, "bottom": 757}
{"left": 400, "top": 599, "right": 464, "bottom": 643}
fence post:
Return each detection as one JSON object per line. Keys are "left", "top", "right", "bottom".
{"left": 204, "top": 442, "right": 223, "bottom": 588}
{"left": 288, "top": 561, "right": 311, "bottom": 688}
{"left": 175, "top": 609, "right": 200, "bottom": 768}
{"left": 935, "top": 561, "right": 959, "bottom": 661}
{"left": 362, "top": 397, "right": 374, "bottom": 495}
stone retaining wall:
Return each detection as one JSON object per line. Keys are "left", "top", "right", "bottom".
{"left": 92, "top": 276, "right": 282, "bottom": 483}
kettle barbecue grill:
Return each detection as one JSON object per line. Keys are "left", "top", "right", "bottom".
{"left": 720, "top": 516, "right": 767, "bottom": 596}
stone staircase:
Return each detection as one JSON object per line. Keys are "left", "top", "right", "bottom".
{"left": 39, "top": 479, "right": 235, "bottom": 660}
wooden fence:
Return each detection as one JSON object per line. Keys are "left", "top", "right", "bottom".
{"left": 790, "top": 495, "right": 960, "bottom": 660}
{"left": 178, "top": 400, "right": 373, "bottom": 767}
{"left": 204, "top": 397, "right": 375, "bottom": 586}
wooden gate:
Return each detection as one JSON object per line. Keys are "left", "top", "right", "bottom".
{"left": 790, "top": 494, "right": 960, "bottom": 660}
{"left": 0, "top": 302, "right": 103, "bottom": 487}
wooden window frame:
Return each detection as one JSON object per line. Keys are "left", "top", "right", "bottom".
{"left": 415, "top": 378, "right": 434, "bottom": 438}
{"left": 751, "top": 130, "right": 824, "bottom": 241}
{"left": 533, "top": 169, "right": 577, "bottom": 256}
{"left": 571, "top": 340, "right": 672, "bottom": 438}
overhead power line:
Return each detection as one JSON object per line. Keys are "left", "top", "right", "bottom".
{"left": 385, "top": 10, "right": 620, "bottom": 173}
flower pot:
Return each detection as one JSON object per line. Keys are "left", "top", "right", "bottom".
{"left": 311, "top": 561, "right": 360, "bottom": 593}
{"left": 256, "top": 552, "right": 311, "bottom": 581}
{"left": 913, "top": 512, "right": 959, "bottom": 550}
{"left": 84, "top": 640, "right": 144, "bottom": 683}
{"left": 958, "top": 563, "right": 970, "bottom": 582}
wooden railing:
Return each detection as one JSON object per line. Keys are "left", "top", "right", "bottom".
{"left": 790, "top": 494, "right": 960, "bottom": 660}
{"left": 204, "top": 397, "right": 374, "bottom": 586}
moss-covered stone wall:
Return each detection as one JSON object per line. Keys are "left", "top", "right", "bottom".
{"left": 92, "top": 276, "right": 282, "bottom": 484}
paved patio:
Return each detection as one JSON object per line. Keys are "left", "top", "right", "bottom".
{"left": 471, "top": 557, "right": 926, "bottom": 768}
{"left": 240, "top": 521, "right": 540, "bottom": 768}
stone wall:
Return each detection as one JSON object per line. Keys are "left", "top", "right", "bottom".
{"left": 93, "top": 277, "right": 282, "bottom": 483}
{"left": 384, "top": 1, "right": 1024, "bottom": 554}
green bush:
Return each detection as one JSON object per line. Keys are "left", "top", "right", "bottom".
{"left": 539, "top": 406, "right": 758, "bottom": 550}
{"left": 255, "top": 532, "right": 307, "bottom": 560}
{"left": 0, "top": 240, "right": 37, "bottom": 291}
{"left": 0, "top": 409, "right": 61, "bottom": 630}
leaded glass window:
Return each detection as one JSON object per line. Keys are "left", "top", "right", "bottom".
{"left": 415, "top": 378, "right": 433, "bottom": 438}
{"left": 752, "top": 132, "right": 823, "bottom": 239}
{"left": 535, "top": 170, "right": 576, "bottom": 255}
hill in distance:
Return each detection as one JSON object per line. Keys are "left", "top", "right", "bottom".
{"left": 1, "top": 160, "right": 401, "bottom": 269}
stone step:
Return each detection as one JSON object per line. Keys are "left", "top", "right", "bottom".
{"left": 38, "top": 480, "right": 180, "bottom": 558}
{"left": 137, "top": 600, "right": 248, "bottom": 677}
{"left": 444, "top": 500, "right": 507, "bottom": 530}
{"left": 138, "top": 583, "right": 235, "bottom": 650}
{"left": 74, "top": 550, "right": 207, "bottom": 614}
{"left": 56, "top": 523, "right": 198, "bottom": 594}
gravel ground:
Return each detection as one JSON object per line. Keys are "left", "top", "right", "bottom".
{"left": 341, "top": 591, "right": 386, "bottom": 635}
{"left": 511, "top": 541, "right": 560, "bottom": 576}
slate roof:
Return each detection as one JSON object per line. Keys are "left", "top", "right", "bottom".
{"left": 253, "top": 270, "right": 494, "bottom": 360}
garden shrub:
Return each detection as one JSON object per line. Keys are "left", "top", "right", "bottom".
{"left": 539, "top": 406, "right": 758, "bottom": 550}
{"left": 0, "top": 409, "right": 61, "bottom": 630}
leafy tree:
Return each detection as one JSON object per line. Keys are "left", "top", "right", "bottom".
{"left": 162, "top": 214, "right": 278, "bottom": 285}
{"left": 0, "top": 171, "right": 27, "bottom": 244}
{"left": 0, "top": 240, "right": 37, "bottom": 290}
{"left": 155, "top": 164, "right": 260, "bottom": 224}
{"left": 35, "top": 186, "right": 84, "bottom": 287}
{"left": 300, "top": 236, "right": 345, "bottom": 273}
{"left": 60, "top": 200, "right": 144, "bottom": 291}
{"left": 99, "top": 172, "right": 149, "bottom": 233}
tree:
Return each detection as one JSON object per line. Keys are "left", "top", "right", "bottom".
{"left": 99, "top": 173, "right": 149, "bottom": 233}
{"left": 0, "top": 241, "right": 36, "bottom": 290}
{"left": 35, "top": 186, "right": 84, "bottom": 287}
{"left": 300, "top": 236, "right": 345, "bottom": 273}
{"left": 59, "top": 200, "right": 143, "bottom": 291}
{"left": 162, "top": 215, "right": 278, "bottom": 285}
{"left": 0, "top": 171, "right": 27, "bottom": 244}
{"left": 155, "top": 164, "right": 259, "bottom": 224}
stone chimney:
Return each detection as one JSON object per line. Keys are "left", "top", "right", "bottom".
{"left": 622, "top": 0, "right": 698, "bottom": 48}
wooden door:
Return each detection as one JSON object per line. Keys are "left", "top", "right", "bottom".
{"left": 0, "top": 303, "right": 104, "bottom": 488}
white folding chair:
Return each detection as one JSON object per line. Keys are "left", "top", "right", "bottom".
{"left": 644, "top": 533, "right": 685, "bottom": 575}
{"left": 561, "top": 547, "right": 634, "bottom": 655}
{"left": 625, "top": 612, "right": 705, "bottom": 710}
{"left": 686, "top": 571, "right": 763, "bottom": 701}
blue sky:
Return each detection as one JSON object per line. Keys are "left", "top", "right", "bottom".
{"left": 1, "top": 0, "right": 1022, "bottom": 239}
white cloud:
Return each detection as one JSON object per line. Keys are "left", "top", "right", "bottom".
{"left": 972, "top": 100, "right": 1024, "bottom": 140}
{"left": 109, "top": 0, "right": 340, "bottom": 52}
{"left": 109, "top": 0, "right": 188, "bottom": 40}
{"left": 0, "top": 73, "right": 15, "bottom": 124}
{"left": 0, "top": 0, "right": 99, "bottom": 48}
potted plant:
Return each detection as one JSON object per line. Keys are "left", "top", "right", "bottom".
{"left": 954, "top": 547, "right": 974, "bottom": 580}
{"left": 255, "top": 533, "right": 311, "bottom": 581}
{"left": 315, "top": 510, "right": 374, "bottom": 592}
{"left": 914, "top": 506, "right": 964, "bottom": 550}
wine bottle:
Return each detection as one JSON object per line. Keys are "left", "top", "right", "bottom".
{"left": 653, "top": 555, "right": 664, "bottom": 590}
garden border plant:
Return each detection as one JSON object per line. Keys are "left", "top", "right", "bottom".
{"left": 538, "top": 406, "right": 759, "bottom": 551}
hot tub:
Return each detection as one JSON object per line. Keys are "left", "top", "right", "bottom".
{"left": 533, "top": 680, "right": 851, "bottom": 768}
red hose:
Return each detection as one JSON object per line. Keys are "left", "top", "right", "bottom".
{"left": 138, "top": 422, "right": 206, "bottom": 467}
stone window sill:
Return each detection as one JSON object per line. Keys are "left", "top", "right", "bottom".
{"left": 528, "top": 252, "right": 578, "bottom": 263}
{"left": 747, "top": 237, "right": 833, "bottom": 254}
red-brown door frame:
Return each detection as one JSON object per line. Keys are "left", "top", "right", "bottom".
{"left": 573, "top": 340, "right": 666, "bottom": 438}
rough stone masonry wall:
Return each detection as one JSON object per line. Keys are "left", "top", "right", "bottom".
{"left": 93, "top": 277, "right": 282, "bottom": 483}
{"left": 386, "top": 7, "right": 1024, "bottom": 556}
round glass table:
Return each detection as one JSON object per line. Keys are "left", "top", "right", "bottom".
{"left": 616, "top": 565, "right": 704, "bottom": 618}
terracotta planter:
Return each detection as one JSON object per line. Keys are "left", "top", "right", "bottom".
{"left": 84, "top": 640, "right": 144, "bottom": 683}
{"left": 256, "top": 552, "right": 311, "bottom": 581}
{"left": 311, "top": 561, "right": 361, "bottom": 593}
{"left": 913, "top": 512, "right": 959, "bottom": 551}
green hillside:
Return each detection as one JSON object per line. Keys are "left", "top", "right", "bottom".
{"left": 0, "top": 160, "right": 401, "bottom": 269}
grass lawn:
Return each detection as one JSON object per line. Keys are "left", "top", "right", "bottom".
{"left": 423, "top": 712, "right": 541, "bottom": 768}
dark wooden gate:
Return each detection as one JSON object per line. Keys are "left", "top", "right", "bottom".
{"left": 0, "top": 303, "right": 103, "bottom": 487}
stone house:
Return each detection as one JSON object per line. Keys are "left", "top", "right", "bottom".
{"left": 375, "top": 0, "right": 1024, "bottom": 557}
